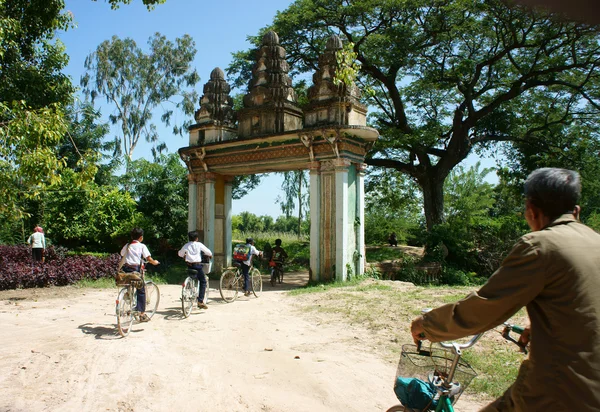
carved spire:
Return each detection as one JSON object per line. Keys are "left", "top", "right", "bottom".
{"left": 243, "top": 30, "right": 297, "bottom": 108}
{"left": 237, "top": 31, "right": 303, "bottom": 138}
{"left": 194, "top": 67, "right": 235, "bottom": 127}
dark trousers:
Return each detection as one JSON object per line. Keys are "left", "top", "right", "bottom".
{"left": 123, "top": 265, "right": 145, "bottom": 312}
{"left": 32, "top": 248, "right": 43, "bottom": 262}
{"left": 188, "top": 263, "right": 206, "bottom": 302}
{"left": 241, "top": 262, "right": 250, "bottom": 292}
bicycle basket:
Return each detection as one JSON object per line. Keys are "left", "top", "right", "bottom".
{"left": 394, "top": 343, "right": 477, "bottom": 408}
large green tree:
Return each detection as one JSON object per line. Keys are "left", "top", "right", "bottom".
{"left": 229, "top": 0, "right": 600, "bottom": 230}
{"left": 81, "top": 33, "right": 200, "bottom": 166}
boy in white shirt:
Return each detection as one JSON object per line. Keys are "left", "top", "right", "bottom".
{"left": 120, "top": 228, "right": 160, "bottom": 322}
{"left": 178, "top": 231, "right": 213, "bottom": 309}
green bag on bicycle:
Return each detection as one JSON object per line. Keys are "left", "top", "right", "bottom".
{"left": 394, "top": 377, "right": 437, "bottom": 410}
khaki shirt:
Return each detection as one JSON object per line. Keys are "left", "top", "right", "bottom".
{"left": 422, "top": 214, "right": 600, "bottom": 411}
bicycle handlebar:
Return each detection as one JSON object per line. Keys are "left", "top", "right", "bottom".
{"left": 438, "top": 333, "right": 484, "bottom": 351}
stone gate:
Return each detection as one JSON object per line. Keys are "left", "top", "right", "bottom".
{"left": 179, "top": 31, "right": 378, "bottom": 282}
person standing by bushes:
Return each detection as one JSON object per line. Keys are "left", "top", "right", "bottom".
{"left": 120, "top": 228, "right": 160, "bottom": 322}
{"left": 27, "top": 226, "right": 45, "bottom": 263}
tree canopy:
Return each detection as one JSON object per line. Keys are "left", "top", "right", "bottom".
{"left": 228, "top": 0, "right": 600, "bottom": 230}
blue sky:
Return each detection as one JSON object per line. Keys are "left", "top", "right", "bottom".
{"left": 58, "top": 0, "right": 294, "bottom": 218}
{"left": 57, "top": 0, "right": 497, "bottom": 219}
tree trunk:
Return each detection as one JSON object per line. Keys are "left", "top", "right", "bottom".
{"left": 419, "top": 173, "right": 445, "bottom": 231}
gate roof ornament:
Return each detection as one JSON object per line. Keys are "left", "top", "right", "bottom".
{"left": 180, "top": 31, "right": 378, "bottom": 175}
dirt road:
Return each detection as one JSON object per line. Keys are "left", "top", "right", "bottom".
{"left": 0, "top": 273, "right": 486, "bottom": 412}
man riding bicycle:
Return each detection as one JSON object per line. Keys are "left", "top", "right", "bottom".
{"left": 411, "top": 168, "right": 600, "bottom": 411}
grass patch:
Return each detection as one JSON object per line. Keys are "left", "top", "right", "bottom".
{"left": 74, "top": 277, "right": 116, "bottom": 289}
{"left": 365, "top": 247, "right": 404, "bottom": 262}
{"left": 288, "top": 279, "right": 529, "bottom": 400}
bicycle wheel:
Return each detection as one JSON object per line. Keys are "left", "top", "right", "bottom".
{"left": 116, "top": 287, "right": 134, "bottom": 337}
{"left": 385, "top": 406, "right": 406, "bottom": 412}
{"left": 276, "top": 267, "right": 283, "bottom": 284}
{"left": 203, "top": 275, "right": 210, "bottom": 304}
{"left": 181, "top": 277, "right": 195, "bottom": 318}
{"left": 144, "top": 281, "right": 160, "bottom": 319}
{"left": 219, "top": 270, "right": 238, "bottom": 303}
{"left": 251, "top": 268, "right": 263, "bottom": 297}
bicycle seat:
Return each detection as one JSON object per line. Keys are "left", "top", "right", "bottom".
{"left": 232, "top": 261, "right": 242, "bottom": 268}
{"left": 187, "top": 268, "right": 199, "bottom": 276}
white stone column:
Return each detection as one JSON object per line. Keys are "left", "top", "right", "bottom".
{"left": 309, "top": 162, "right": 321, "bottom": 282}
{"left": 356, "top": 163, "right": 367, "bottom": 276}
{"left": 203, "top": 173, "right": 216, "bottom": 253}
{"left": 334, "top": 159, "right": 351, "bottom": 281}
{"left": 224, "top": 176, "right": 234, "bottom": 269}
{"left": 187, "top": 174, "right": 197, "bottom": 232}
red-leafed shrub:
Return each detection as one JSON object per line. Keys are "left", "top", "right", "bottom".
{"left": 0, "top": 245, "right": 120, "bottom": 290}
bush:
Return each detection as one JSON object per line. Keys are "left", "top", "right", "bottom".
{"left": 439, "top": 266, "right": 483, "bottom": 286}
{"left": 413, "top": 214, "right": 527, "bottom": 278}
{"left": 0, "top": 245, "right": 120, "bottom": 290}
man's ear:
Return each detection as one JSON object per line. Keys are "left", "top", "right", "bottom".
{"left": 573, "top": 205, "right": 581, "bottom": 220}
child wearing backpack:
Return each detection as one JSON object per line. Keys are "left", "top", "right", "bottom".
{"left": 178, "top": 231, "right": 213, "bottom": 309}
{"left": 234, "top": 238, "right": 262, "bottom": 297}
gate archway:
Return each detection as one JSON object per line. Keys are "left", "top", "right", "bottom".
{"left": 179, "top": 32, "right": 378, "bottom": 282}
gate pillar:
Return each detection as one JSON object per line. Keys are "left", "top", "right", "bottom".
{"left": 311, "top": 159, "right": 363, "bottom": 281}
{"left": 190, "top": 172, "right": 232, "bottom": 271}
{"left": 187, "top": 173, "right": 198, "bottom": 232}
{"left": 309, "top": 162, "right": 321, "bottom": 281}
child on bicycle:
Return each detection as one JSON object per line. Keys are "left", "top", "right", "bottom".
{"left": 120, "top": 228, "right": 160, "bottom": 322}
{"left": 270, "top": 238, "right": 288, "bottom": 285}
{"left": 241, "top": 238, "right": 262, "bottom": 297}
{"left": 178, "top": 231, "right": 213, "bottom": 309}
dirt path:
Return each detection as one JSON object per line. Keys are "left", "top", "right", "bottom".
{"left": 0, "top": 272, "right": 487, "bottom": 412}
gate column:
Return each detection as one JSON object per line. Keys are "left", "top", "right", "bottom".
{"left": 187, "top": 173, "right": 198, "bottom": 232}
{"left": 223, "top": 176, "right": 234, "bottom": 270}
{"left": 334, "top": 159, "right": 352, "bottom": 282}
{"left": 309, "top": 162, "right": 321, "bottom": 282}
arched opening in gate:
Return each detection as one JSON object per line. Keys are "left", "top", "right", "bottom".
{"left": 179, "top": 31, "right": 378, "bottom": 282}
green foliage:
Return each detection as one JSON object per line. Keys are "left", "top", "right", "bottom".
{"left": 81, "top": 32, "right": 199, "bottom": 163}
{"left": 444, "top": 163, "right": 495, "bottom": 226}
{"left": 122, "top": 153, "right": 188, "bottom": 254}
{"left": 364, "top": 167, "right": 421, "bottom": 244}
{"left": 42, "top": 169, "right": 141, "bottom": 251}
{"left": 0, "top": 0, "right": 74, "bottom": 109}
{"left": 232, "top": 174, "right": 263, "bottom": 200}
{"left": 0, "top": 102, "right": 69, "bottom": 217}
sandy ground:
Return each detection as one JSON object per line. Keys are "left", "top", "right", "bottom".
{"left": 0, "top": 272, "right": 487, "bottom": 412}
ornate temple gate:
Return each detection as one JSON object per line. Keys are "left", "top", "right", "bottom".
{"left": 179, "top": 32, "right": 378, "bottom": 282}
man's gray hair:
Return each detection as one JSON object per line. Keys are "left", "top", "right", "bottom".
{"left": 524, "top": 168, "right": 581, "bottom": 220}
